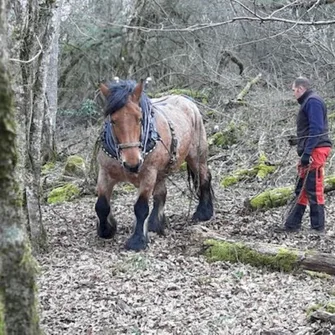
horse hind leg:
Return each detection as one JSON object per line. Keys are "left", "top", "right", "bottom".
{"left": 186, "top": 160, "right": 214, "bottom": 222}
{"left": 148, "top": 179, "right": 168, "bottom": 236}
{"left": 95, "top": 170, "right": 117, "bottom": 239}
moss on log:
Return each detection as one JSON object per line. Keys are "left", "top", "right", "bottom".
{"left": 204, "top": 239, "right": 298, "bottom": 272}
{"left": 192, "top": 227, "right": 335, "bottom": 275}
{"left": 220, "top": 154, "right": 276, "bottom": 188}
{"left": 245, "top": 175, "right": 335, "bottom": 211}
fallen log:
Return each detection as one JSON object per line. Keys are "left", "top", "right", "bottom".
{"left": 191, "top": 226, "right": 335, "bottom": 275}
{"left": 245, "top": 175, "right": 335, "bottom": 211}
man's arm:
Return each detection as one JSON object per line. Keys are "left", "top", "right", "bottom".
{"left": 304, "top": 98, "right": 324, "bottom": 154}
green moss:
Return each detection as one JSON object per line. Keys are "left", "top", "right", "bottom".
{"left": 306, "top": 301, "right": 335, "bottom": 317}
{"left": 306, "top": 303, "right": 323, "bottom": 317}
{"left": 47, "top": 183, "right": 80, "bottom": 204}
{"left": 208, "top": 122, "right": 240, "bottom": 148}
{"left": 41, "top": 161, "right": 55, "bottom": 175}
{"left": 220, "top": 154, "right": 276, "bottom": 188}
{"left": 256, "top": 162, "right": 276, "bottom": 179}
{"left": 179, "top": 161, "right": 187, "bottom": 171}
{"left": 325, "top": 176, "right": 335, "bottom": 188}
{"left": 64, "top": 155, "right": 86, "bottom": 177}
{"left": 304, "top": 270, "right": 332, "bottom": 280}
{"left": 249, "top": 186, "right": 294, "bottom": 210}
{"left": 220, "top": 175, "right": 239, "bottom": 187}
{"left": 121, "top": 183, "right": 136, "bottom": 192}
{"left": 204, "top": 239, "right": 298, "bottom": 272}
{"left": 220, "top": 168, "right": 253, "bottom": 188}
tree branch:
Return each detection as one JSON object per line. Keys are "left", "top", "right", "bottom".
{"left": 107, "top": 14, "right": 335, "bottom": 34}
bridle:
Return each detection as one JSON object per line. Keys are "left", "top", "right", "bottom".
{"left": 108, "top": 114, "right": 143, "bottom": 163}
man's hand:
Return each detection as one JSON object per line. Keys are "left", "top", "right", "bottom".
{"left": 300, "top": 153, "right": 311, "bottom": 166}
{"left": 288, "top": 135, "right": 298, "bottom": 146}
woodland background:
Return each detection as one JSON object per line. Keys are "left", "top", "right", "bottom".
{"left": 1, "top": 0, "right": 335, "bottom": 334}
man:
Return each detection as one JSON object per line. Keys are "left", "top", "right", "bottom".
{"left": 284, "top": 77, "right": 332, "bottom": 232}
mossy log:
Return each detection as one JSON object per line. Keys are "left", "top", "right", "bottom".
{"left": 236, "top": 73, "right": 262, "bottom": 101}
{"left": 191, "top": 227, "right": 335, "bottom": 275}
{"left": 245, "top": 175, "right": 335, "bottom": 211}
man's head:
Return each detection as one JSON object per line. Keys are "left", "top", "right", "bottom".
{"left": 292, "top": 77, "right": 311, "bottom": 99}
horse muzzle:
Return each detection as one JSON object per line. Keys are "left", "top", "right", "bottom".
{"left": 122, "top": 159, "right": 143, "bottom": 173}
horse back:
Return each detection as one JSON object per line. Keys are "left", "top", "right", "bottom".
{"left": 152, "top": 95, "right": 207, "bottom": 167}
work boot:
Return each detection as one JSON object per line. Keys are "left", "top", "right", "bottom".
{"left": 284, "top": 203, "right": 306, "bottom": 231}
{"left": 310, "top": 204, "right": 325, "bottom": 231}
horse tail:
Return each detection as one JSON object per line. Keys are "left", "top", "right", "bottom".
{"left": 187, "top": 164, "right": 215, "bottom": 201}
{"left": 186, "top": 164, "right": 200, "bottom": 199}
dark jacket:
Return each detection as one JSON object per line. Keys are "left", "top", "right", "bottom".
{"left": 296, "top": 89, "right": 332, "bottom": 156}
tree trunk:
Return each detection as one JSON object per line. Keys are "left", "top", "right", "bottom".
{"left": 43, "top": 0, "right": 63, "bottom": 163}
{"left": 15, "top": 0, "right": 57, "bottom": 251}
{"left": 0, "top": 1, "right": 41, "bottom": 333}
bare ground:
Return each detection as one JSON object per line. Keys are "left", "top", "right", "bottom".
{"left": 38, "top": 89, "right": 335, "bottom": 335}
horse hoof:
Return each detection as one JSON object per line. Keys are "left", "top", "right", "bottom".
{"left": 97, "top": 219, "right": 117, "bottom": 239}
{"left": 125, "top": 234, "right": 148, "bottom": 251}
{"left": 191, "top": 211, "right": 212, "bottom": 222}
{"left": 148, "top": 216, "right": 167, "bottom": 236}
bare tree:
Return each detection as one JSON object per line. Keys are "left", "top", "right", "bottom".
{"left": 44, "top": 0, "right": 64, "bottom": 162}
{"left": 10, "top": 0, "right": 57, "bottom": 251}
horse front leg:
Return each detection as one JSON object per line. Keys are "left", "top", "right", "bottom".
{"left": 125, "top": 173, "right": 156, "bottom": 251}
{"left": 95, "top": 169, "right": 117, "bottom": 239}
{"left": 148, "top": 179, "right": 168, "bottom": 236}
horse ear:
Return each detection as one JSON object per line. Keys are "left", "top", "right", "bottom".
{"left": 100, "top": 83, "right": 110, "bottom": 98}
{"left": 131, "top": 79, "right": 144, "bottom": 103}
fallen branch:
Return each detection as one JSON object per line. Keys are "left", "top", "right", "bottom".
{"left": 236, "top": 73, "right": 262, "bottom": 101}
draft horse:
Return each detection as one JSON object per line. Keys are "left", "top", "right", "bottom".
{"left": 95, "top": 79, "right": 214, "bottom": 251}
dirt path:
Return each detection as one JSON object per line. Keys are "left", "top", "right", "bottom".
{"left": 38, "top": 175, "right": 335, "bottom": 335}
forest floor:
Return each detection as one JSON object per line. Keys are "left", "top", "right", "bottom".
{"left": 37, "top": 87, "right": 335, "bottom": 335}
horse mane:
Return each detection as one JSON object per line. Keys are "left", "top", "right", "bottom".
{"left": 104, "top": 79, "right": 151, "bottom": 117}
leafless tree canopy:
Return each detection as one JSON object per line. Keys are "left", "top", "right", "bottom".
{"left": 53, "top": 0, "right": 335, "bottom": 109}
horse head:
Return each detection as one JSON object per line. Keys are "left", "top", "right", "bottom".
{"left": 100, "top": 80, "right": 145, "bottom": 173}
